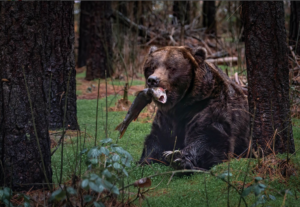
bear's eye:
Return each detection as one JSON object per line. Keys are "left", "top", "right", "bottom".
{"left": 167, "top": 67, "right": 176, "bottom": 72}
{"left": 144, "top": 67, "right": 153, "bottom": 77}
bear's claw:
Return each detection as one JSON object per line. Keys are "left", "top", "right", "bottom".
{"left": 162, "top": 150, "right": 182, "bottom": 162}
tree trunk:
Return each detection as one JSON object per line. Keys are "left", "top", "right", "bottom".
{"left": 133, "top": 1, "right": 144, "bottom": 36}
{"left": 173, "top": 1, "right": 190, "bottom": 25}
{"left": 85, "top": 1, "right": 113, "bottom": 80}
{"left": 237, "top": 1, "right": 245, "bottom": 42}
{"left": 42, "top": 2, "right": 78, "bottom": 130}
{"left": 77, "top": 1, "right": 91, "bottom": 68}
{"left": 0, "top": 2, "right": 52, "bottom": 190}
{"left": 203, "top": 1, "right": 216, "bottom": 35}
{"left": 191, "top": 1, "right": 200, "bottom": 23}
{"left": 115, "top": 1, "right": 128, "bottom": 51}
{"left": 243, "top": 1, "right": 295, "bottom": 154}
{"left": 289, "top": 1, "right": 300, "bottom": 55}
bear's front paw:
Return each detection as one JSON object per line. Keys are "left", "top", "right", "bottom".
{"left": 162, "top": 150, "right": 182, "bottom": 162}
{"left": 179, "top": 156, "right": 195, "bottom": 170}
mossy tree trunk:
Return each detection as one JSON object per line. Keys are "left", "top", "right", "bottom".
{"left": 0, "top": 2, "right": 52, "bottom": 190}
{"left": 42, "top": 2, "right": 78, "bottom": 130}
{"left": 243, "top": 1, "right": 295, "bottom": 154}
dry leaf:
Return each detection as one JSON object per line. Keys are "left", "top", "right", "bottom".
{"left": 134, "top": 177, "right": 152, "bottom": 188}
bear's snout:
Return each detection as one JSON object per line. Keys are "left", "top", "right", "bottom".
{"left": 147, "top": 75, "right": 160, "bottom": 87}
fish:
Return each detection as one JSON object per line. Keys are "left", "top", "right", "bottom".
{"left": 115, "top": 87, "right": 167, "bottom": 138}
{"left": 152, "top": 87, "right": 167, "bottom": 104}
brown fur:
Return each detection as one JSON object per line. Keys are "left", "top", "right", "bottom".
{"left": 140, "top": 46, "right": 250, "bottom": 170}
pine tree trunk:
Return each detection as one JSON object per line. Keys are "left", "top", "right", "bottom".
{"left": 243, "top": 1, "right": 295, "bottom": 154}
{"left": 237, "top": 1, "right": 245, "bottom": 42}
{"left": 115, "top": 1, "right": 128, "bottom": 51}
{"left": 173, "top": 1, "right": 190, "bottom": 25}
{"left": 133, "top": 1, "right": 144, "bottom": 37}
{"left": 0, "top": 2, "right": 52, "bottom": 190}
{"left": 42, "top": 2, "right": 78, "bottom": 130}
{"left": 203, "top": 1, "right": 216, "bottom": 35}
{"left": 289, "top": 1, "right": 300, "bottom": 55}
{"left": 77, "top": 1, "right": 91, "bottom": 68}
{"left": 85, "top": 1, "right": 113, "bottom": 80}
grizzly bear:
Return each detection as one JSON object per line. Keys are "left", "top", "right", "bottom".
{"left": 139, "top": 46, "right": 250, "bottom": 170}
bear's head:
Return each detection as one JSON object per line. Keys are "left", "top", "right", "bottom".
{"left": 143, "top": 46, "right": 211, "bottom": 111}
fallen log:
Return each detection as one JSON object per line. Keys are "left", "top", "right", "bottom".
{"left": 207, "top": 50, "right": 229, "bottom": 59}
{"left": 206, "top": 57, "right": 238, "bottom": 64}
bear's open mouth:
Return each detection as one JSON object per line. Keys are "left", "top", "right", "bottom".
{"left": 158, "top": 96, "right": 165, "bottom": 102}
{"left": 156, "top": 92, "right": 167, "bottom": 104}
{"left": 151, "top": 87, "right": 167, "bottom": 104}
{"left": 158, "top": 95, "right": 165, "bottom": 103}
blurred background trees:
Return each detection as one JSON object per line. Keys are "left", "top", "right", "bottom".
{"left": 77, "top": 1, "right": 113, "bottom": 80}
{"left": 202, "top": 1, "right": 216, "bottom": 35}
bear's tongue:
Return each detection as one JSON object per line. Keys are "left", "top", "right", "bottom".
{"left": 151, "top": 87, "right": 167, "bottom": 104}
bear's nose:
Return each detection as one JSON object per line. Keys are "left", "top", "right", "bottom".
{"left": 147, "top": 76, "right": 160, "bottom": 87}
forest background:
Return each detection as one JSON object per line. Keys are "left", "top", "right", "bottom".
{"left": 0, "top": 1, "right": 300, "bottom": 206}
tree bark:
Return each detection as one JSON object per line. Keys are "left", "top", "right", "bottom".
{"left": 203, "top": 1, "right": 216, "bottom": 35}
{"left": 289, "top": 1, "right": 300, "bottom": 55}
{"left": 85, "top": 1, "right": 113, "bottom": 80}
{"left": 114, "top": 1, "right": 128, "bottom": 52}
{"left": 77, "top": 1, "right": 91, "bottom": 68}
{"left": 0, "top": 2, "right": 52, "bottom": 190}
{"left": 173, "top": 1, "right": 190, "bottom": 25}
{"left": 133, "top": 1, "right": 144, "bottom": 37}
{"left": 237, "top": 1, "right": 245, "bottom": 42}
{"left": 243, "top": 1, "right": 295, "bottom": 154}
{"left": 42, "top": 2, "right": 78, "bottom": 130}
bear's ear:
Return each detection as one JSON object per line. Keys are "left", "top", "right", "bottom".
{"left": 148, "top": 46, "right": 158, "bottom": 55}
{"left": 192, "top": 47, "right": 207, "bottom": 63}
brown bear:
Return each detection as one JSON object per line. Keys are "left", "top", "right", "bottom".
{"left": 139, "top": 46, "right": 250, "bottom": 170}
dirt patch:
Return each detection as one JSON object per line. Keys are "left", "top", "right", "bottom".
{"left": 108, "top": 98, "right": 132, "bottom": 112}
{"left": 49, "top": 130, "right": 93, "bottom": 149}
{"left": 77, "top": 78, "right": 145, "bottom": 100}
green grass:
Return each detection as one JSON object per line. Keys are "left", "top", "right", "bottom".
{"left": 218, "top": 64, "right": 247, "bottom": 77}
{"left": 76, "top": 70, "right": 86, "bottom": 78}
{"left": 51, "top": 96, "right": 300, "bottom": 207}
{"left": 109, "top": 78, "right": 145, "bottom": 86}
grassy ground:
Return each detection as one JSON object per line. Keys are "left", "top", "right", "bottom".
{"left": 51, "top": 94, "right": 300, "bottom": 207}
{"left": 51, "top": 72, "right": 300, "bottom": 206}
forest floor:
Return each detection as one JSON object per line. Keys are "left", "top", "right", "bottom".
{"left": 49, "top": 70, "right": 300, "bottom": 207}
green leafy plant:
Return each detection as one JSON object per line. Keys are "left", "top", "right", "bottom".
{"left": 241, "top": 177, "right": 278, "bottom": 207}
{"left": 0, "top": 187, "right": 13, "bottom": 207}
{"left": 50, "top": 138, "right": 133, "bottom": 205}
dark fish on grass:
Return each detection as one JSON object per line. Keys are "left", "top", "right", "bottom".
{"left": 115, "top": 87, "right": 167, "bottom": 138}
